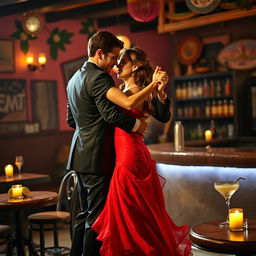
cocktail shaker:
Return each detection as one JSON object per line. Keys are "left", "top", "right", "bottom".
{"left": 174, "top": 121, "right": 184, "bottom": 151}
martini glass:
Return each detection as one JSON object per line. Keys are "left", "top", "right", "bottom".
{"left": 214, "top": 180, "right": 239, "bottom": 227}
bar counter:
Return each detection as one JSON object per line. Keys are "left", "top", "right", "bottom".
{"left": 147, "top": 143, "right": 256, "bottom": 168}
{"left": 146, "top": 141, "right": 256, "bottom": 227}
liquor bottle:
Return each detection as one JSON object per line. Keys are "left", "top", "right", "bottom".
{"left": 205, "top": 101, "right": 211, "bottom": 117}
{"left": 197, "top": 82, "right": 203, "bottom": 97}
{"left": 223, "top": 99, "right": 229, "bottom": 116}
{"left": 203, "top": 79, "right": 209, "bottom": 97}
{"left": 210, "top": 80, "right": 215, "bottom": 97}
{"left": 225, "top": 78, "right": 231, "bottom": 96}
{"left": 188, "top": 82, "right": 193, "bottom": 98}
{"left": 217, "top": 100, "right": 223, "bottom": 116}
{"left": 182, "top": 83, "right": 188, "bottom": 99}
{"left": 228, "top": 99, "right": 235, "bottom": 116}
{"left": 211, "top": 100, "right": 217, "bottom": 116}
{"left": 197, "top": 124, "right": 203, "bottom": 139}
{"left": 174, "top": 121, "right": 184, "bottom": 151}
{"left": 192, "top": 82, "right": 198, "bottom": 98}
{"left": 176, "top": 85, "right": 181, "bottom": 99}
{"left": 210, "top": 120, "right": 216, "bottom": 138}
{"left": 215, "top": 80, "right": 222, "bottom": 97}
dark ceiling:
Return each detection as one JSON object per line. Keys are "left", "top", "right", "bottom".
{"left": 0, "top": 0, "right": 157, "bottom": 32}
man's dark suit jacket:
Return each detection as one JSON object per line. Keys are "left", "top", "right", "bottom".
{"left": 66, "top": 61, "right": 171, "bottom": 175}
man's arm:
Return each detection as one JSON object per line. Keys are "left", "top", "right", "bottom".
{"left": 66, "top": 102, "right": 76, "bottom": 129}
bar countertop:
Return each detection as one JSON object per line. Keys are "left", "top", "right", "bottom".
{"left": 147, "top": 143, "right": 256, "bottom": 168}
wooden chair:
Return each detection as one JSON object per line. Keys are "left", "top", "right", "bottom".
{"left": 0, "top": 225, "right": 11, "bottom": 256}
{"left": 28, "top": 170, "right": 79, "bottom": 256}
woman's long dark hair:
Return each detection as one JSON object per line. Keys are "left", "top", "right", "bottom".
{"left": 122, "top": 47, "right": 156, "bottom": 115}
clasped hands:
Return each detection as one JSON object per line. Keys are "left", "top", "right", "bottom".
{"left": 137, "top": 66, "right": 169, "bottom": 136}
{"left": 153, "top": 66, "right": 169, "bottom": 100}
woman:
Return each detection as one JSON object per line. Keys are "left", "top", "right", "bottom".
{"left": 92, "top": 48, "right": 192, "bottom": 256}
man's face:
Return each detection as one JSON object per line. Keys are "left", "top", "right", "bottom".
{"left": 101, "top": 47, "right": 121, "bottom": 73}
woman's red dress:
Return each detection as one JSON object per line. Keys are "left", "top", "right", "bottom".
{"left": 92, "top": 109, "right": 192, "bottom": 256}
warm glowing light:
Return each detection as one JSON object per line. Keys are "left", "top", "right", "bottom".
{"left": 26, "top": 52, "right": 46, "bottom": 71}
{"left": 205, "top": 130, "right": 212, "bottom": 142}
{"left": 229, "top": 208, "right": 243, "bottom": 231}
{"left": 11, "top": 184, "right": 23, "bottom": 198}
{"left": 5, "top": 164, "right": 13, "bottom": 178}
{"left": 38, "top": 53, "right": 46, "bottom": 65}
{"left": 116, "top": 34, "right": 131, "bottom": 49}
{"left": 26, "top": 53, "right": 34, "bottom": 64}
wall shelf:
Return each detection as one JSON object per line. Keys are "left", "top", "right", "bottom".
{"left": 158, "top": 0, "right": 256, "bottom": 33}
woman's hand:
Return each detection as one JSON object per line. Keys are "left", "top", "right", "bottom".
{"left": 153, "top": 66, "right": 169, "bottom": 100}
{"left": 152, "top": 66, "right": 168, "bottom": 88}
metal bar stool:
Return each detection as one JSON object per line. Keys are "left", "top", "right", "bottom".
{"left": 28, "top": 171, "right": 79, "bottom": 256}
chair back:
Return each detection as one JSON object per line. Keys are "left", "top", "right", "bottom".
{"left": 56, "top": 170, "right": 80, "bottom": 237}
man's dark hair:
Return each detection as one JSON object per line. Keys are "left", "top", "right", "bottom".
{"left": 88, "top": 31, "right": 124, "bottom": 57}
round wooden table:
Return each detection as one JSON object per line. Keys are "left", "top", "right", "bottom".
{"left": 0, "top": 191, "right": 58, "bottom": 256}
{"left": 189, "top": 219, "right": 256, "bottom": 256}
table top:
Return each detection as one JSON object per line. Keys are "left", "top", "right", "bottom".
{"left": 0, "top": 191, "right": 58, "bottom": 210}
{"left": 0, "top": 173, "right": 51, "bottom": 188}
{"left": 189, "top": 219, "right": 256, "bottom": 254}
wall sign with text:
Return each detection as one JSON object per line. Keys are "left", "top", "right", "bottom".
{"left": 0, "top": 79, "right": 27, "bottom": 122}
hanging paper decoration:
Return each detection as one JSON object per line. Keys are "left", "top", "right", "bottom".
{"left": 80, "top": 19, "right": 97, "bottom": 39}
{"left": 47, "top": 28, "right": 74, "bottom": 60}
{"left": 10, "top": 20, "right": 37, "bottom": 54}
{"left": 127, "top": 0, "right": 160, "bottom": 23}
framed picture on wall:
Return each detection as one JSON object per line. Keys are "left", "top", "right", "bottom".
{"left": 196, "top": 34, "right": 230, "bottom": 72}
{"left": 0, "top": 39, "right": 15, "bottom": 73}
{"left": 30, "top": 80, "right": 59, "bottom": 131}
{"left": 61, "top": 56, "right": 87, "bottom": 88}
{"left": 0, "top": 79, "right": 27, "bottom": 123}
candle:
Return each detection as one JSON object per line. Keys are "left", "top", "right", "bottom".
{"left": 205, "top": 130, "right": 212, "bottom": 142}
{"left": 229, "top": 208, "right": 243, "bottom": 231}
{"left": 11, "top": 184, "right": 23, "bottom": 198}
{"left": 5, "top": 164, "right": 13, "bottom": 178}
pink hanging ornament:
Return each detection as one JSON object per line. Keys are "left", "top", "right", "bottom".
{"left": 127, "top": 0, "right": 160, "bottom": 23}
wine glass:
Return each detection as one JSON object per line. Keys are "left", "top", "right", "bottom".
{"left": 15, "top": 156, "right": 24, "bottom": 176}
{"left": 214, "top": 180, "right": 239, "bottom": 227}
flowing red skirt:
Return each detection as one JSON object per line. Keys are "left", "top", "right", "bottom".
{"left": 92, "top": 109, "right": 191, "bottom": 256}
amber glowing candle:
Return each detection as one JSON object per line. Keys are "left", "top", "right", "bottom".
{"left": 229, "top": 208, "right": 243, "bottom": 231}
{"left": 205, "top": 130, "right": 212, "bottom": 142}
{"left": 5, "top": 164, "right": 13, "bottom": 178}
{"left": 11, "top": 184, "right": 23, "bottom": 198}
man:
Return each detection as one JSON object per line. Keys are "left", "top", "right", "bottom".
{"left": 66, "top": 31, "right": 170, "bottom": 256}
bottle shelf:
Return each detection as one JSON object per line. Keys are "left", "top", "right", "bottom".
{"left": 172, "top": 71, "right": 238, "bottom": 140}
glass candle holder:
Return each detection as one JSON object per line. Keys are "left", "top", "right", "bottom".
{"left": 229, "top": 208, "right": 243, "bottom": 231}
{"left": 11, "top": 184, "right": 23, "bottom": 199}
{"left": 5, "top": 164, "right": 14, "bottom": 178}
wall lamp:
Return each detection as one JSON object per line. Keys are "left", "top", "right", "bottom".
{"left": 26, "top": 53, "right": 47, "bottom": 72}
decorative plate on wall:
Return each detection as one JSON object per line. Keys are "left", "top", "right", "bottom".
{"left": 185, "top": 0, "right": 221, "bottom": 14}
{"left": 217, "top": 39, "right": 256, "bottom": 70}
{"left": 177, "top": 35, "right": 202, "bottom": 65}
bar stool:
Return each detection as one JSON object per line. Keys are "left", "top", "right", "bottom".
{"left": 0, "top": 224, "right": 11, "bottom": 256}
{"left": 28, "top": 171, "right": 79, "bottom": 256}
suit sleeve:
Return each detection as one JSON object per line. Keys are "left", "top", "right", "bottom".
{"left": 152, "top": 97, "right": 171, "bottom": 123}
{"left": 91, "top": 73, "right": 136, "bottom": 132}
{"left": 66, "top": 101, "right": 76, "bottom": 129}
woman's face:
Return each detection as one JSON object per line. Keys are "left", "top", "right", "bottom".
{"left": 116, "top": 54, "right": 135, "bottom": 80}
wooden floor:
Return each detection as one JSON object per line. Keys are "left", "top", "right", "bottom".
{"left": 29, "top": 227, "right": 234, "bottom": 256}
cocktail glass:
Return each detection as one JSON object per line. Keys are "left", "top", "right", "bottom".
{"left": 214, "top": 180, "right": 239, "bottom": 227}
